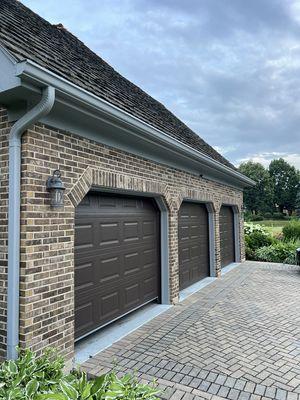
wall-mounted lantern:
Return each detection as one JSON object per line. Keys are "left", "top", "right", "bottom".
{"left": 46, "top": 170, "right": 65, "bottom": 208}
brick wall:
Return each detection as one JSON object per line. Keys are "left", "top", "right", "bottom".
{"left": 0, "top": 110, "right": 244, "bottom": 362}
{"left": 0, "top": 107, "right": 9, "bottom": 360}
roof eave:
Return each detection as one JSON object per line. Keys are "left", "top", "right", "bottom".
{"left": 14, "top": 58, "right": 255, "bottom": 188}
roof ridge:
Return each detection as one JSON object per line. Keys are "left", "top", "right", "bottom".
{"left": 0, "top": 0, "right": 236, "bottom": 170}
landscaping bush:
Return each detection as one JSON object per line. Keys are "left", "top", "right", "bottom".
{"left": 262, "top": 212, "right": 273, "bottom": 219}
{"left": 0, "top": 348, "right": 160, "bottom": 400}
{"left": 282, "top": 219, "right": 300, "bottom": 241}
{"left": 245, "top": 231, "right": 273, "bottom": 251}
{"left": 244, "top": 223, "right": 274, "bottom": 260}
{"left": 248, "top": 214, "right": 264, "bottom": 222}
{"left": 244, "top": 222, "right": 269, "bottom": 236}
{"left": 272, "top": 212, "right": 288, "bottom": 220}
{"left": 255, "top": 241, "right": 300, "bottom": 264}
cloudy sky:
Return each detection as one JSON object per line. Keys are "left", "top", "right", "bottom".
{"left": 22, "top": 0, "right": 300, "bottom": 169}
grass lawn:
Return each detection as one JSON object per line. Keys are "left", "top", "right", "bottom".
{"left": 259, "top": 219, "right": 289, "bottom": 235}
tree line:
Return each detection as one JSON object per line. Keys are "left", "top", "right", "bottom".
{"left": 238, "top": 158, "right": 300, "bottom": 216}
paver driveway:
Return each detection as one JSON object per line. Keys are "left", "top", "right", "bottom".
{"left": 82, "top": 262, "right": 300, "bottom": 400}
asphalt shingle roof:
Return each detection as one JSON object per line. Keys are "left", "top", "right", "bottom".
{"left": 0, "top": 0, "right": 235, "bottom": 170}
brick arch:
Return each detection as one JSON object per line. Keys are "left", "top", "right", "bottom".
{"left": 219, "top": 196, "right": 243, "bottom": 213}
{"left": 179, "top": 187, "right": 217, "bottom": 212}
{"left": 67, "top": 166, "right": 176, "bottom": 210}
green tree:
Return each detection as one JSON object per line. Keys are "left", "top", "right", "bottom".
{"left": 269, "top": 158, "right": 300, "bottom": 214}
{"left": 238, "top": 161, "right": 274, "bottom": 214}
{"left": 296, "top": 190, "right": 300, "bottom": 217}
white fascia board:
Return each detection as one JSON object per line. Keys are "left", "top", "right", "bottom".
{"left": 0, "top": 45, "right": 21, "bottom": 92}
{"left": 15, "top": 59, "right": 255, "bottom": 188}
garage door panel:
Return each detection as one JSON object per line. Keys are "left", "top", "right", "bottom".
{"left": 123, "top": 221, "right": 139, "bottom": 242}
{"left": 99, "top": 221, "right": 121, "bottom": 247}
{"left": 75, "top": 192, "right": 160, "bottom": 339}
{"left": 179, "top": 246, "right": 190, "bottom": 263}
{"left": 143, "top": 247, "right": 157, "bottom": 266}
{"left": 190, "top": 225, "right": 201, "bottom": 238}
{"left": 190, "top": 244, "right": 201, "bottom": 259}
{"left": 75, "top": 301, "right": 94, "bottom": 336}
{"left": 75, "top": 261, "right": 94, "bottom": 290}
{"left": 75, "top": 222, "right": 95, "bottom": 251}
{"left": 101, "top": 291, "right": 120, "bottom": 319}
{"left": 180, "top": 274, "right": 190, "bottom": 289}
{"left": 124, "top": 283, "right": 140, "bottom": 308}
{"left": 179, "top": 202, "right": 209, "bottom": 290}
{"left": 99, "top": 196, "right": 118, "bottom": 208}
{"left": 143, "top": 276, "right": 158, "bottom": 299}
{"left": 99, "top": 256, "right": 121, "bottom": 284}
{"left": 124, "top": 252, "right": 140, "bottom": 275}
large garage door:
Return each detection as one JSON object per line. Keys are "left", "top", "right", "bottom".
{"left": 219, "top": 205, "right": 235, "bottom": 268}
{"left": 75, "top": 192, "right": 160, "bottom": 339}
{"left": 178, "top": 202, "right": 209, "bottom": 290}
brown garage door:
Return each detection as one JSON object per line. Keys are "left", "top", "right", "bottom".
{"left": 178, "top": 202, "right": 209, "bottom": 290}
{"left": 219, "top": 205, "right": 235, "bottom": 268}
{"left": 74, "top": 192, "right": 160, "bottom": 339}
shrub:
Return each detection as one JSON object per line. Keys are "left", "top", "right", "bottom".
{"left": 244, "top": 213, "right": 264, "bottom": 222}
{"left": 263, "top": 212, "right": 273, "bottom": 219}
{"left": 282, "top": 220, "right": 300, "bottom": 241}
{"left": 255, "top": 241, "right": 300, "bottom": 264}
{"left": 244, "top": 223, "right": 274, "bottom": 260}
{"left": 272, "top": 212, "right": 287, "bottom": 220}
{"left": 250, "top": 214, "right": 264, "bottom": 221}
{"left": 0, "top": 348, "right": 64, "bottom": 400}
{"left": 245, "top": 231, "right": 274, "bottom": 261}
{"left": 245, "top": 231, "right": 273, "bottom": 251}
{"left": 244, "top": 222, "right": 269, "bottom": 236}
{"left": 0, "top": 348, "right": 160, "bottom": 400}
{"left": 245, "top": 243, "right": 256, "bottom": 260}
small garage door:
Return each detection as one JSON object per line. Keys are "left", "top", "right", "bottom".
{"left": 178, "top": 202, "right": 209, "bottom": 290}
{"left": 219, "top": 205, "right": 235, "bottom": 268}
{"left": 75, "top": 192, "right": 160, "bottom": 339}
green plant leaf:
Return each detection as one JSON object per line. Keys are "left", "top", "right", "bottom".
{"left": 7, "top": 360, "right": 18, "bottom": 374}
{"left": 104, "top": 390, "right": 119, "bottom": 399}
{"left": 81, "top": 383, "right": 92, "bottom": 400}
{"left": 59, "top": 381, "right": 79, "bottom": 400}
{"left": 91, "top": 374, "right": 106, "bottom": 395}
{"left": 36, "top": 394, "right": 67, "bottom": 400}
{"left": 26, "top": 379, "right": 39, "bottom": 397}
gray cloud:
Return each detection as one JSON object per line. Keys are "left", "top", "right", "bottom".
{"left": 22, "top": 0, "right": 300, "bottom": 168}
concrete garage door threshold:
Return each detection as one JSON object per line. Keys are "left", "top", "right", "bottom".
{"left": 75, "top": 262, "right": 241, "bottom": 364}
{"left": 179, "top": 262, "right": 240, "bottom": 302}
{"left": 75, "top": 303, "right": 171, "bottom": 364}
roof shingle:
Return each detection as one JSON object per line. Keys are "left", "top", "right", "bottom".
{"left": 0, "top": 0, "right": 235, "bottom": 170}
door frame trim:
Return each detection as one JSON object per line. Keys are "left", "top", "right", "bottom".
{"left": 220, "top": 203, "right": 241, "bottom": 264}
{"left": 90, "top": 186, "right": 170, "bottom": 305}
{"left": 180, "top": 199, "right": 216, "bottom": 278}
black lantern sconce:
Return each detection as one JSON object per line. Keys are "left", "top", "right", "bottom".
{"left": 46, "top": 170, "right": 65, "bottom": 208}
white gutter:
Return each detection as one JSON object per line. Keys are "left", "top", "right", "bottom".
{"left": 15, "top": 60, "right": 255, "bottom": 188}
{"left": 7, "top": 86, "right": 55, "bottom": 360}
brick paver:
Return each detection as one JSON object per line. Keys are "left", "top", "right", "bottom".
{"left": 81, "top": 262, "right": 300, "bottom": 399}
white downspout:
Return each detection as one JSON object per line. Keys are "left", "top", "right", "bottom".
{"left": 7, "top": 86, "right": 55, "bottom": 360}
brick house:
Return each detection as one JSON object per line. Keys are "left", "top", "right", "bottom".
{"left": 0, "top": 0, "right": 254, "bottom": 364}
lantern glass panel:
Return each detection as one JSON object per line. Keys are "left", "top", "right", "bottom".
{"left": 51, "top": 188, "right": 64, "bottom": 207}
